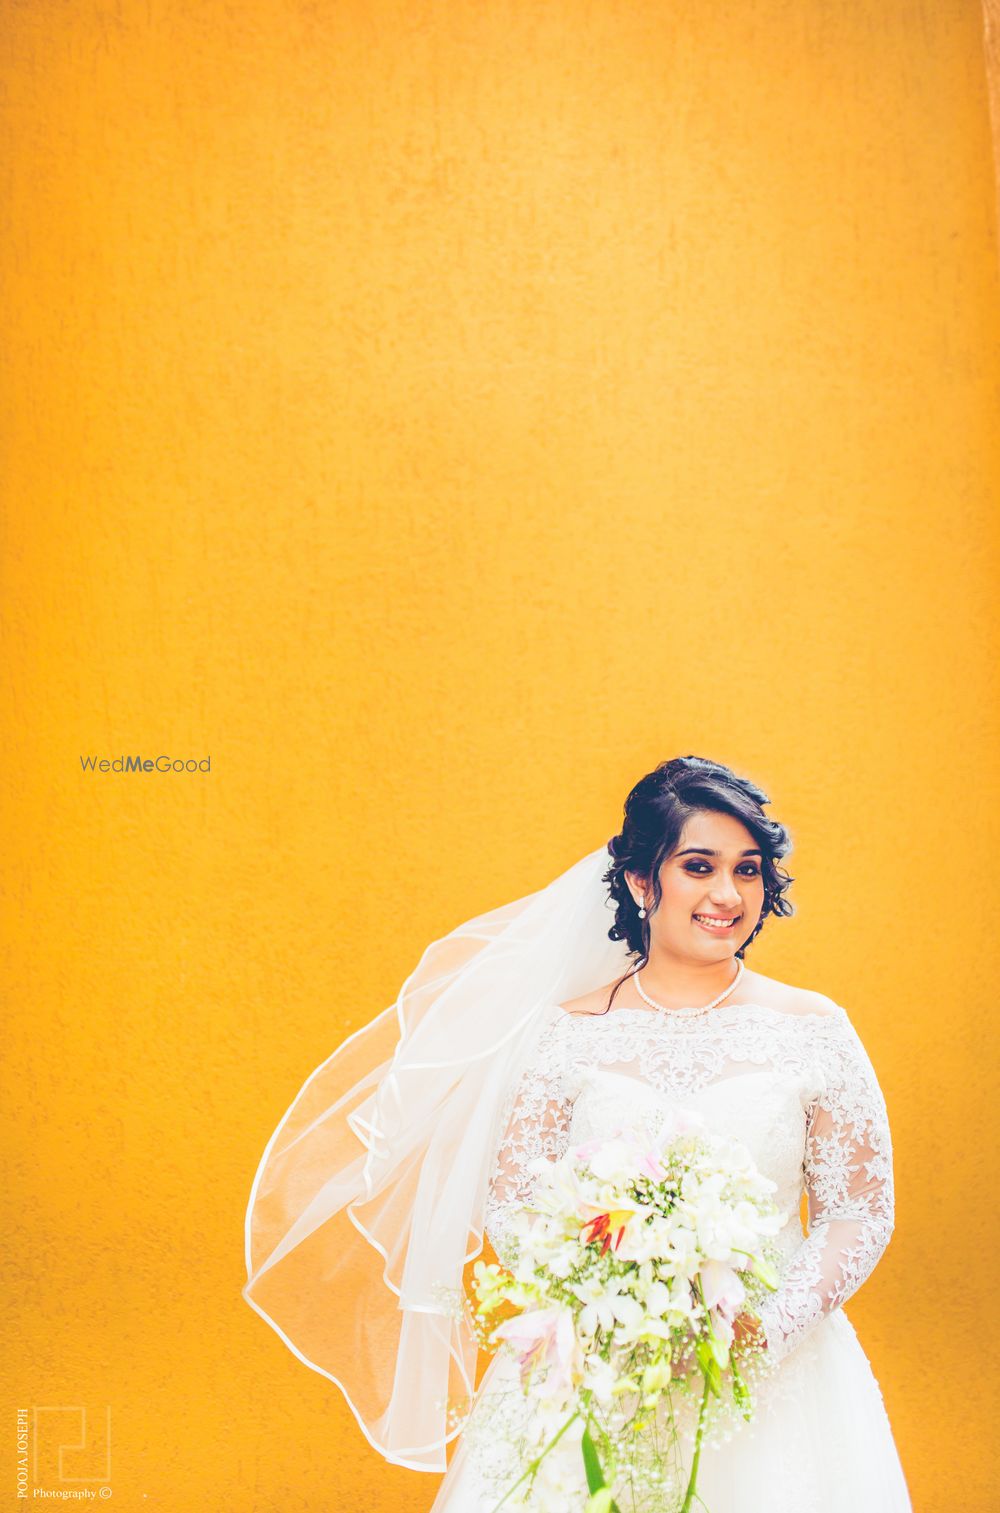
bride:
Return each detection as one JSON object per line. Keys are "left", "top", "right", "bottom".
{"left": 243, "top": 755, "right": 913, "bottom": 1511}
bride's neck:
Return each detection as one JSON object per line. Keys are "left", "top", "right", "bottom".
{"left": 629, "top": 949, "right": 746, "bottom": 1009}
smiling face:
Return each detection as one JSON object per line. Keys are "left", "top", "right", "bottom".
{"left": 626, "top": 809, "right": 766, "bottom": 961}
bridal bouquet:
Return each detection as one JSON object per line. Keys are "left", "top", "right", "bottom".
{"left": 471, "top": 1109, "right": 787, "bottom": 1513}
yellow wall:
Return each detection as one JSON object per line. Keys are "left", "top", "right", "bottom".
{"left": 3, "top": 1, "right": 997, "bottom": 1508}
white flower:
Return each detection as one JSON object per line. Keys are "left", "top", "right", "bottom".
{"left": 650, "top": 1218, "right": 702, "bottom": 1279}
{"left": 699, "top": 1258, "right": 746, "bottom": 1317}
{"left": 569, "top": 1273, "right": 635, "bottom": 1335}
{"left": 610, "top": 1293, "right": 644, "bottom": 1332}
{"left": 544, "top": 1239, "right": 583, "bottom": 1278}
{"left": 583, "top": 1354, "right": 618, "bottom": 1406}
{"left": 642, "top": 1279, "right": 673, "bottom": 1318}
{"left": 585, "top": 1133, "right": 647, "bottom": 1184}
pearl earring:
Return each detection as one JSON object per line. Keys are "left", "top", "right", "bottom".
{"left": 636, "top": 898, "right": 646, "bottom": 919}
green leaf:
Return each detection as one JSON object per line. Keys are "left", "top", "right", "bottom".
{"left": 593, "top": 1420, "right": 617, "bottom": 1481}
{"left": 730, "top": 1358, "right": 752, "bottom": 1416}
{"left": 695, "top": 1338, "right": 722, "bottom": 1398}
{"left": 585, "top": 1492, "right": 614, "bottom": 1513}
{"left": 709, "top": 1333, "right": 730, "bottom": 1369}
{"left": 581, "top": 1425, "right": 606, "bottom": 1493}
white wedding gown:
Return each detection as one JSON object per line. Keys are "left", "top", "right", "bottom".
{"left": 429, "top": 998, "right": 912, "bottom": 1512}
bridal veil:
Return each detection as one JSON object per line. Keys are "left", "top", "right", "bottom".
{"left": 242, "top": 842, "right": 630, "bottom": 1471}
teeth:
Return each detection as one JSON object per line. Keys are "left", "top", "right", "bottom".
{"left": 694, "top": 914, "right": 739, "bottom": 929}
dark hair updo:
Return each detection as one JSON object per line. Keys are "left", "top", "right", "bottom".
{"left": 601, "top": 755, "right": 795, "bottom": 1011}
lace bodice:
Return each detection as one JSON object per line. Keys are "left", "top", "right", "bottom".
{"left": 483, "top": 999, "right": 895, "bottom": 1366}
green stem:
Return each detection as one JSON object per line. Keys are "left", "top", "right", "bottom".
{"left": 491, "top": 1404, "right": 582, "bottom": 1512}
{"left": 679, "top": 1375, "right": 711, "bottom": 1513}
{"left": 580, "top": 1394, "right": 624, "bottom": 1513}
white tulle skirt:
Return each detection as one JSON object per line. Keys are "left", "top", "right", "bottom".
{"left": 428, "top": 1308, "right": 912, "bottom": 1513}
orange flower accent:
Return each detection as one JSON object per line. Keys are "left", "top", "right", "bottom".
{"left": 580, "top": 1209, "right": 632, "bottom": 1256}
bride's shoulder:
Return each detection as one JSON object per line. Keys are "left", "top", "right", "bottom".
{"left": 556, "top": 984, "right": 618, "bottom": 1016}
{"left": 743, "top": 971, "right": 842, "bottom": 1019}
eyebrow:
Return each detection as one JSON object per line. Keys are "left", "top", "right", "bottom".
{"left": 676, "top": 847, "right": 762, "bottom": 857}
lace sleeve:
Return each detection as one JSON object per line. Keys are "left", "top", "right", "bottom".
{"left": 757, "top": 1006, "right": 896, "bottom": 1365}
{"left": 483, "top": 1034, "right": 574, "bottom": 1266}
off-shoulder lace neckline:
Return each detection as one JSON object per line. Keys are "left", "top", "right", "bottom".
{"left": 551, "top": 999, "right": 845, "bottom": 1025}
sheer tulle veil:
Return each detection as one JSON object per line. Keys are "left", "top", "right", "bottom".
{"left": 242, "top": 841, "right": 631, "bottom": 1471}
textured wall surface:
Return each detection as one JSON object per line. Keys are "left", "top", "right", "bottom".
{"left": 2, "top": 1, "right": 998, "bottom": 1509}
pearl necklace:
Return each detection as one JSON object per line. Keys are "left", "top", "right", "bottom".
{"left": 630, "top": 957, "right": 745, "bottom": 1017}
